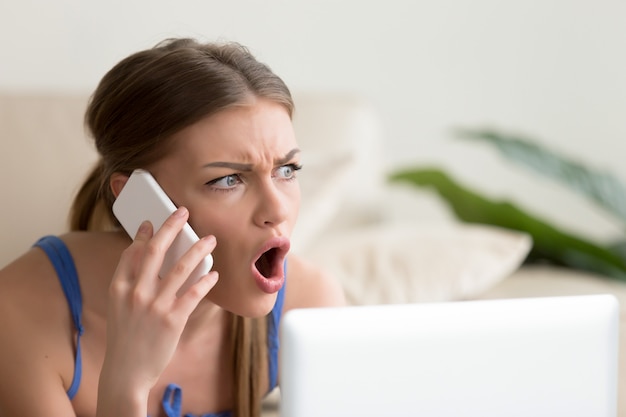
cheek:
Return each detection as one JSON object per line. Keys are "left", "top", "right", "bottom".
{"left": 189, "top": 204, "right": 245, "bottom": 239}
{"left": 188, "top": 182, "right": 301, "bottom": 237}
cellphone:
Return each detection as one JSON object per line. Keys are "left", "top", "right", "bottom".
{"left": 112, "top": 169, "right": 213, "bottom": 287}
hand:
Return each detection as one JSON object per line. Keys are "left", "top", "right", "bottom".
{"left": 98, "top": 207, "right": 218, "bottom": 406}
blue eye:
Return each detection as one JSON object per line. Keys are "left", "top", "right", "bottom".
{"left": 208, "top": 174, "right": 241, "bottom": 189}
{"left": 275, "top": 164, "right": 302, "bottom": 180}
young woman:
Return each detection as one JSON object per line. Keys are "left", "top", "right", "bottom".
{"left": 0, "top": 38, "right": 345, "bottom": 417}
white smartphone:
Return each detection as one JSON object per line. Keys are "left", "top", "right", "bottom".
{"left": 112, "top": 169, "right": 213, "bottom": 288}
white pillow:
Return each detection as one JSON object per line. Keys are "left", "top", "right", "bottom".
{"left": 305, "top": 223, "right": 532, "bottom": 305}
{"left": 290, "top": 92, "right": 385, "bottom": 252}
{"left": 290, "top": 150, "right": 356, "bottom": 252}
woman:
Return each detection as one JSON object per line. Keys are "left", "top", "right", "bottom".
{"left": 0, "top": 38, "right": 345, "bottom": 417}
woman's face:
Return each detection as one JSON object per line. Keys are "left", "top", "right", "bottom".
{"left": 150, "top": 98, "right": 300, "bottom": 317}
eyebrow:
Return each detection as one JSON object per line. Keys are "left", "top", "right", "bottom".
{"left": 203, "top": 148, "right": 301, "bottom": 171}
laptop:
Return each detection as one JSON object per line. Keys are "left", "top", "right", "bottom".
{"left": 279, "top": 295, "right": 619, "bottom": 417}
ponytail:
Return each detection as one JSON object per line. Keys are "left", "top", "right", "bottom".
{"left": 69, "top": 160, "right": 115, "bottom": 231}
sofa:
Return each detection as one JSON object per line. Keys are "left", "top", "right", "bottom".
{"left": 1, "top": 91, "right": 624, "bottom": 415}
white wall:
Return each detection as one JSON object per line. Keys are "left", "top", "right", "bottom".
{"left": 2, "top": 0, "right": 625, "bottom": 241}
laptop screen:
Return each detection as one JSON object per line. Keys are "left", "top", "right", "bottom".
{"left": 279, "top": 295, "right": 619, "bottom": 417}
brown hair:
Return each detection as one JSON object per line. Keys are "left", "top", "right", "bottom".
{"left": 70, "top": 38, "right": 294, "bottom": 416}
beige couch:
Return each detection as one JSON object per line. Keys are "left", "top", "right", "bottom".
{"left": 1, "top": 92, "right": 624, "bottom": 415}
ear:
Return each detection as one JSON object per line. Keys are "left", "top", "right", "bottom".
{"left": 110, "top": 172, "right": 130, "bottom": 198}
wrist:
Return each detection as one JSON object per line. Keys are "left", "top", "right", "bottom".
{"left": 96, "top": 366, "right": 151, "bottom": 417}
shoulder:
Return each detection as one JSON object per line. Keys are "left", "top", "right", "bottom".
{"left": 0, "top": 237, "right": 77, "bottom": 413}
{"left": 283, "top": 253, "right": 346, "bottom": 312}
{"left": 0, "top": 234, "right": 76, "bottom": 346}
{"left": 0, "top": 231, "right": 121, "bottom": 362}
{"left": 0, "top": 231, "right": 122, "bottom": 296}
{"left": 0, "top": 238, "right": 64, "bottom": 307}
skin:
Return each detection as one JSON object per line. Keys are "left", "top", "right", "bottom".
{"left": 0, "top": 98, "right": 346, "bottom": 417}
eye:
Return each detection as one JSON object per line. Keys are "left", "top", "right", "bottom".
{"left": 274, "top": 163, "right": 302, "bottom": 180}
{"left": 207, "top": 174, "right": 241, "bottom": 189}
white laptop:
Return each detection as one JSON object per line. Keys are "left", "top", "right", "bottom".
{"left": 279, "top": 295, "right": 620, "bottom": 417}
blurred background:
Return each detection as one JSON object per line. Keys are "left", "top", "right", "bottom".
{"left": 1, "top": 0, "right": 625, "bottom": 241}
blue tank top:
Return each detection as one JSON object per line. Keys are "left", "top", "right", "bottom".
{"left": 34, "top": 235, "right": 285, "bottom": 417}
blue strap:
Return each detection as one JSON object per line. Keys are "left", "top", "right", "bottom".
{"left": 34, "top": 236, "right": 84, "bottom": 399}
{"left": 162, "top": 384, "right": 183, "bottom": 417}
{"left": 162, "top": 383, "right": 231, "bottom": 417}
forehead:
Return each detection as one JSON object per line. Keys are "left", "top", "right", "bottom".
{"left": 168, "top": 99, "right": 297, "bottom": 163}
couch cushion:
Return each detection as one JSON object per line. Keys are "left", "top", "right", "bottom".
{"left": 0, "top": 93, "right": 97, "bottom": 267}
{"left": 290, "top": 92, "right": 386, "bottom": 251}
{"left": 305, "top": 222, "right": 532, "bottom": 305}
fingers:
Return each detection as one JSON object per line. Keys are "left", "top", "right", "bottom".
{"left": 161, "top": 234, "right": 217, "bottom": 297}
{"left": 142, "top": 207, "right": 191, "bottom": 262}
{"left": 175, "top": 271, "right": 219, "bottom": 316}
{"left": 129, "top": 220, "right": 161, "bottom": 282}
{"left": 104, "top": 207, "right": 219, "bottom": 388}
{"left": 133, "top": 207, "right": 191, "bottom": 285}
{"left": 133, "top": 219, "right": 154, "bottom": 242}
{"left": 133, "top": 207, "right": 217, "bottom": 296}
{"left": 112, "top": 219, "right": 155, "bottom": 286}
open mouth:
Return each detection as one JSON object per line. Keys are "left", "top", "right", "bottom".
{"left": 255, "top": 247, "right": 279, "bottom": 279}
{"left": 252, "top": 237, "right": 291, "bottom": 290}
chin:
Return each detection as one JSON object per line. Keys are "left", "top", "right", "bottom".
{"left": 208, "top": 286, "right": 279, "bottom": 319}
{"left": 236, "top": 293, "right": 279, "bottom": 319}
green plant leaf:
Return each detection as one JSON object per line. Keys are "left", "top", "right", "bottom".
{"left": 454, "top": 128, "right": 626, "bottom": 227}
{"left": 608, "top": 240, "right": 626, "bottom": 264}
{"left": 389, "top": 167, "right": 626, "bottom": 281}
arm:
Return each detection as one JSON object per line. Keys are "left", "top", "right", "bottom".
{"left": 0, "top": 266, "right": 77, "bottom": 417}
{"left": 0, "top": 369, "right": 76, "bottom": 417}
{"left": 0, "top": 208, "right": 218, "bottom": 416}
{"left": 96, "top": 208, "right": 218, "bottom": 417}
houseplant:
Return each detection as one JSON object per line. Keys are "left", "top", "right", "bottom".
{"left": 389, "top": 129, "right": 626, "bottom": 282}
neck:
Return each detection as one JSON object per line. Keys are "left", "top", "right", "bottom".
{"left": 180, "top": 298, "right": 230, "bottom": 344}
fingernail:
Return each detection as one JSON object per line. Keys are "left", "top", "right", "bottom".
{"left": 174, "top": 207, "right": 188, "bottom": 217}
{"left": 202, "top": 235, "right": 216, "bottom": 244}
{"left": 208, "top": 271, "right": 219, "bottom": 284}
{"left": 138, "top": 220, "right": 151, "bottom": 233}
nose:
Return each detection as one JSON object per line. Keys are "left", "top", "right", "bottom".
{"left": 252, "top": 181, "right": 290, "bottom": 228}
